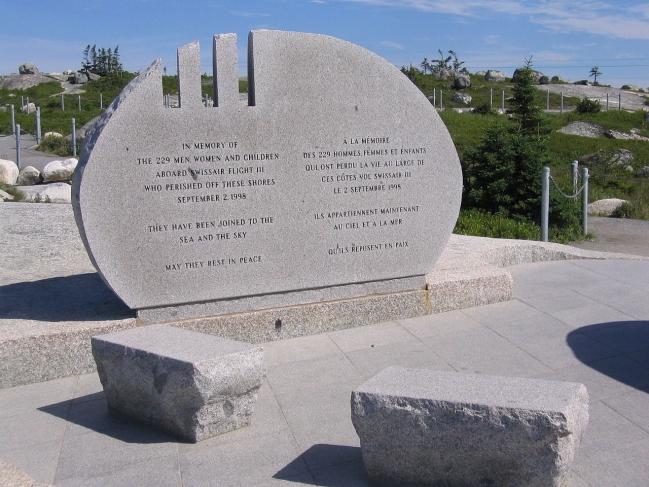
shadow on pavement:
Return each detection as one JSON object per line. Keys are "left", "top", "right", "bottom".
{"left": 0, "top": 273, "right": 134, "bottom": 322}
{"left": 567, "top": 321, "right": 649, "bottom": 393}
{"left": 39, "top": 394, "right": 180, "bottom": 444}
{"left": 275, "top": 444, "right": 369, "bottom": 486}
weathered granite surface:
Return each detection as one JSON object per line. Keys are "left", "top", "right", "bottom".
{"left": 0, "top": 459, "right": 53, "bottom": 487}
{"left": 73, "top": 30, "right": 462, "bottom": 317}
{"left": 92, "top": 324, "right": 266, "bottom": 442}
{"left": 351, "top": 367, "right": 589, "bottom": 487}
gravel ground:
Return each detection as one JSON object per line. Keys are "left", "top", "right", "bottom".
{"left": 569, "top": 216, "right": 649, "bottom": 257}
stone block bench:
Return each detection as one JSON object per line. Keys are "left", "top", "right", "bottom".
{"left": 351, "top": 367, "right": 589, "bottom": 487}
{"left": 92, "top": 324, "right": 266, "bottom": 442}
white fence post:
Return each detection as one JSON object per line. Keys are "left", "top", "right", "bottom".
{"left": 582, "top": 167, "right": 589, "bottom": 236}
{"left": 36, "top": 107, "right": 41, "bottom": 145}
{"left": 10, "top": 104, "right": 15, "bottom": 135}
{"left": 541, "top": 167, "right": 550, "bottom": 242}
{"left": 15, "top": 124, "right": 21, "bottom": 170}
{"left": 71, "top": 118, "right": 77, "bottom": 157}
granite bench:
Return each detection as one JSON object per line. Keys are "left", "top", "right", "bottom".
{"left": 351, "top": 367, "right": 589, "bottom": 487}
{"left": 92, "top": 324, "right": 266, "bottom": 442}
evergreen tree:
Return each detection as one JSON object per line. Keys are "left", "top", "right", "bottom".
{"left": 589, "top": 66, "right": 601, "bottom": 84}
{"left": 507, "top": 57, "right": 545, "bottom": 136}
{"left": 80, "top": 44, "right": 123, "bottom": 76}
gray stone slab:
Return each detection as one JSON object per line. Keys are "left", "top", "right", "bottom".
{"left": 266, "top": 354, "right": 362, "bottom": 395}
{"left": 54, "top": 455, "right": 181, "bottom": 487}
{"left": 72, "top": 30, "right": 462, "bottom": 318}
{"left": 138, "top": 276, "right": 426, "bottom": 323}
{"left": 422, "top": 325, "right": 552, "bottom": 377}
{"left": 557, "top": 356, "right": 649, "bottom": 400}
{"left": 351, "top": 367, "right": 589, "bottom": 487}
{"left": 327, "top": 321, "right": 416, "bottom": 353}
{"left": 91, "top": 324, "right": 266, "bottom": 442}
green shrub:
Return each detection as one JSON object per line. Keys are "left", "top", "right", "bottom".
{"left": 37, "top": 135, "right": 75, "bottom": 156}
{"left": 576, "top": 97, "right": 601, "bottom": 114}
{"left": 462, "top": 124, "right": 548, "bottom": 221}
{"left": 612, "top": 201, "right": 634, "bottom": 218}
{"left": 472, "top": 103, "right": 499, "bottom": 116}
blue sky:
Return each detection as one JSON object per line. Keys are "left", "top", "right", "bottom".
{"left": 2, "top": 0, "right": 648, "bottom": 87}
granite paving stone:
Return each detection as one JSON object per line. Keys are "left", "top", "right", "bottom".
{"left": 326, "top": 321, "right": 417, "bottom": 353}
{"left": 601, "top": 387, "right": 649, "bottom": 431}
{"left": 54, "top": 426, "right": 178, "bottom": 483}
{"left": 261, "top": 333, "right": 343, "bottom": 367}
{"left": 55, "top": 455, "right": 182, "bottom": 487}
{"left": 345, "top": 340, "right": 452, "bottom": 379}
{"left": 266, "top": 354, "right": 363, "bottom": 395}
{"left": 2, "top": 259, "right": 649, "bottom": 485}
{"left": 557, "top": 355, "right": 649, "bottom": 400}
{"left": 421, "top": 325, "right": 552, "bottom": 377}
{"left": 397, "top": 309, "right": 483, "bottom": 339}
{"left": 571, "top": 399, "right": 647, "bottom": 454}
{"left": 178, "top": 429, "right": 307, "bottom": 486}
{"left": 460, "top": 299, "right": 546, "bottom": 327}
{"left": 486, "top": 314, "right": 617, "bottom": 369}
{"left": 549, "top": 303, "right": 637, "bottom": 330}
{"left": 572, "top": 438, "right": 649, "bottom": 487}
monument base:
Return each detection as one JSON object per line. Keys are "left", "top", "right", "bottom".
{"left": 136, "top": 266, "right": 512, "bottom": 343}
{"left": 137, "top": 276, "right": 426, "bottom": 324}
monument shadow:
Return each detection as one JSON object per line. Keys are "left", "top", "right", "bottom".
{"left": 39, "top": 394, "right": 179, "bottom": 444}
{"left": 274, "top": 444, "right": 368, "bottom": 486}
{"left": 567, "top": 321, "right": 649, "bottom": 393}
{"left": 0, "top": 273, "right": 134, "bottom": 322}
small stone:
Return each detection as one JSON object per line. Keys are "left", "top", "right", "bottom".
{"left": 44, "top": 132, "right": 63, "bottom": 138}
{"left": 637, "top": 166, "right": 649, "bottom": 178}
{"left": 587, "top": 198, "right": 629, "bottom": 216}
{"left": 485, "top": 70, "right": 505, "bottom": 82}
{"left": 42, "top": 158, "right": 78, "bottom": 182}
{"left": 73, "top": 72, "right": 88, "bottom": 84}
{"left": 16, "top": 166, "right": 42, "bottom": 186}
{"left": 453, "top": 73, "right": 471, "bottom": 89}
{"left": 539, "top": 75, "right": 551, "bottom": 84}
{"left": 0, "top": 159, "right": 19, "bottom": 185}
{"left": 18, "top": 62, "right": 39, "bottom": 75}
{"left": 452, "top": 92, "right": 472, "bottom": 104}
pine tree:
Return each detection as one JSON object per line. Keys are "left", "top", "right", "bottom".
{"left": 507, "top": 57, "right": 545, "bottom": 136}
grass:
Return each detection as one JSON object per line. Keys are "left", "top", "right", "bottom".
{"left": 0, "top": 182, "right": 24, "bottom": 201}
{"left": 454, "top": 208, "right": 590, "bottom": 244}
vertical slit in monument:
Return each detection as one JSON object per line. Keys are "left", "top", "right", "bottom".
{"left": 176, "top": 41, "right": 202, "bottom": 109}
{"left": 212, "top": 33, "right": 240, "bottom": 108}
{"left": 275, "top": 319, "right": 282, "bottom": 331}
{"left": 247, "top": 31, "right": 256, "bottom": 107}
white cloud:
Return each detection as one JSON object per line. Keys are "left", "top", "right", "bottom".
{"left": 338, "top": 0, "right": 649, "bottom": 40}
{"left": 311, "top": 0, "right": 327, "bottom": 3}
{"left": 228, "top": 10, "right": 271, "bottom": 17}
{"left": 484, "top": 35, "right": 500, "bottom": 45}
{"left": 379, "top": 40, "right": 405, "bottom": 49}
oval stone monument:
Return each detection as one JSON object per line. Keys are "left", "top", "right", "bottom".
{"left": 73, "top": 30, "right": 462, "bottom": 321}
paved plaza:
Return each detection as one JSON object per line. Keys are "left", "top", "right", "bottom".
{"left": 1, "top": 258, "right": 648, "bottom": 486}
